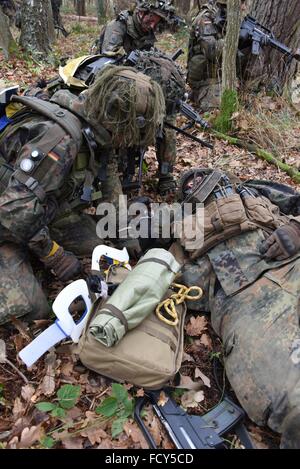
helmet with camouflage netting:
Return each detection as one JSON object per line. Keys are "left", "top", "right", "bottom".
{"left": 83, "top": 65, "right": 166, "bottom": 149}
{"left": 126, "top": 49, "right": 185, "bottom": 115}
{"left": 136, "top": 0, "right": 176, "bottom": 23}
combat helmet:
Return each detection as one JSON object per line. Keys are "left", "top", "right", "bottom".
{"left": 83, "top": 65, "right": 166, "bottom": 149}
{"left": 136, "top": 0, "right": 176, "bottom": 23}
{"left": 126, "top": 49, "right": 185, "bottom": 115}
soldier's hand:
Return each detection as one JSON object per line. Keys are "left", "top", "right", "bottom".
{"left": 42, "top": 243, "right": 81, "bottom": 281}
{"left": 259, "top": 221, "right": 300, "bottom": 261}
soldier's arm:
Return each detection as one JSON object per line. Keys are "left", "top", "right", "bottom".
{"left": 100, "top": 19, "right": 127, "bottom": 56}
{"left": 0, "top": 129, "right": 78, "bottom": 256}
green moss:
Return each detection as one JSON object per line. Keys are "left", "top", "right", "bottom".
{"left": 214, "top": 89, "right": 238, "bottom": 134}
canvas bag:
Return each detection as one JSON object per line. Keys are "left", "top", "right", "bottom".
{"left": 78, "top": 249, "right": 187, "bottom": 389}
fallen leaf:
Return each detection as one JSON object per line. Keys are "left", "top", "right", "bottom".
{"left": 39, "top": 350, "right": 56, "bottom": 397}
{"left": 149, "top": 415, "right": 162, "bottom": 446}
{"left": 194, "top": 369, "right": 211, "bottom": 388}
{"left": 136, "top": 388, "right": 145, "bottom": 398}
{"left": 179, "top": 375, "right": 203, "bottom": 391}
{"left": 200, "top": 334, "right": 213, "bottom": 350}
{"left": 81, "top": 426, "right": 108, "bottom": 446}
{"left": 185, "top": 316, "right": 208, "bottom": 337}
{"left": 13, "top": 397, "right": 25, "bottom": 419}
{"left": 181, "top": 390, "right": 205, "bottom": 409}
{"left": 10, "top": 317, "right": 33, "bottom": 341}
{"left": 157, "top": 391, "right": 169, "bottom": 407}
{"left": 21, "top": 384, "right": 36, "bottom": 402}
{"left": 123, "top": 421, "right": 148, "bottom": 449}
{"left": 9, "top": 425, "right": 44, "bottom": 449}
{"left": 182, "top": 352, "right": 195, "bottom": 363}
{"left": 62, "top": 437, "right": 83, "bottom": 449}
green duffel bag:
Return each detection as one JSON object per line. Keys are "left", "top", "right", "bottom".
{"left": 78, "top": 249, "right": 187, "bottom": 389}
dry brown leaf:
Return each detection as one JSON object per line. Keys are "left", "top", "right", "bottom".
{"left": 81, "top": 426, "right": 108, "bottom": 446}
{"left": 200, "top": 333, "right": 213, "bottom": 350}
{"left": 97, "top": 438, "right": 113, "bottom": 449}
{"left": 60, "top": 361, "right": 74, "bottom": 377}
{"left": 62, "top": 437, "right": 84, "bottom": 449}
{"left": 182, "top": 352, "right": 195, "bottom": 363}
{"left": 181, "top": 390, "right": 205, "bottom": 409}
{"left": 185, "top": 316, "right": 207, "bottom": 337}
{"left": 195, "top": 368, "right": 211, "bottom": 388}
{"left": 13, "top": 397, "right": 25, "bottom": 419}
{"left": 149, "top": 415, "right": 162, "bottom": 446}
{"left": 179, "top": 375, "right": 203, "bottom": 391}
{"left": 39, "top": 350, "right": 56, "bottom": 397}
{"left": 21, "top": 384, "right": 36, "bottom": 402}
{"left": 136, "top": 388, "right": 145, "bottom": 398}
{"left": 157, "top": 391, "right": 169, "bottom": 407}
{"left": 9, "top": 425, "right": 44, "bottom": 449}
{"left": 123, "top": 421, "right": 148, "bottom": 449}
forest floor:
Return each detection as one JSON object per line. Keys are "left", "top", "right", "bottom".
{"left": 0, "top": 16, "right": 299, "bottom": 450}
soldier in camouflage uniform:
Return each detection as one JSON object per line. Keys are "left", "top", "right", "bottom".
{"left": 175, "top": 168, "right": 300, "bottom": 448}
{"left": 0, "top": 67, "right": 165, "bottom": 325}
{"left": 0, "top": 0, "right": 16, "bottom": 26}
{"left": 51, "top": 0, "right": 69, "bottom": 37}
{"left": 187, "top": 0, "right": 227, "bottom": 110}
{"left": 96, "top": 1, "right": 176, "bottom": 57}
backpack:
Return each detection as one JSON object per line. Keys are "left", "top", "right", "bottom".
{"left": 78, "top": 248, "right": 187, "bottom": 389}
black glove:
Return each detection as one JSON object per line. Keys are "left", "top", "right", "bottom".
{"left": 42, "top": 244, "right": 81, "bottom": 281}
{"left": 116, "top": 237, "right": 143, "bottom": 261}
{"left": 157, "top": 174, "right": 177, "bottom": 196}
{"left": 259, "top": 221, "right": 300, "bottom": 261}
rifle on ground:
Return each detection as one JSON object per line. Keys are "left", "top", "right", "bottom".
{"left": 135, "top": 390, "right": 254, "bottom": 449}
{"left": 240, "top": 16, "right": 300, "bottom": 60}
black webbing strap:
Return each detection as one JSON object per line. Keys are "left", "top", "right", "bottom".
{"left": 13, "top": 170, "right": 46, "bottom": 202}
{"left": 137, "top": 258, "right": 176, "bottom": 273}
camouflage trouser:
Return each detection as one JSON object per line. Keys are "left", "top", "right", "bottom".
{"left": 211, "top": 259, "right": 300, "bottom": 449}
{"left": 0, "top": 242, "right": 50, "bottom": 325}
{"left": 0, "top": 212, "right": 103, "bottom": 325}
{"left": 187, "top": 54, "right": 222, "bottom": 111}
{"left": 190, "top": 79, "right": 222, "bottom": 112}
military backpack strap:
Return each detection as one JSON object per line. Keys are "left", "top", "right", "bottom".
{"left": 11, "top": 95, "right": 82, "bottom": 151}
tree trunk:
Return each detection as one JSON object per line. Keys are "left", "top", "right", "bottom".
{"left": 215, "top": 0, "right": 241, "bottom": 133}
{"left": 0, "top": 8, "right": 18, "bottom": 59}
{"left": 247, "top": 0, "right": 300, "bottom": 94}
{"left": 76, "top": 0, "right": 86, "bottom": 16}
{"left": 19, "top": 0, "right": 53, "bottom": 61}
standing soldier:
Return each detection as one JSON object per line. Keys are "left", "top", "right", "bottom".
{"left": 51, "top": 0, "right": 69, "bottom": 37}
{"left": 187, "top": 0, "right": 227, "bottom": 111}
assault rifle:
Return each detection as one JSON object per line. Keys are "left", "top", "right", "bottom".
{"left": 240, "top": 16, "right": 300, "bottom": 60}
{"left": 135, "top": 390, "right": 254, "bottom": 449}
{"left": 215, "top": 13, "right": 300, "bottom": 61}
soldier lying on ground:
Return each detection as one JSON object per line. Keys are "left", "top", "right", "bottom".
{"left": 0, "top": 67, "right": 165, "bottom": 325}
{"left": 173, "top": 168, "right": 300, "bottom": 449}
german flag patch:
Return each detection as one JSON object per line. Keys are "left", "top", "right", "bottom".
{"left": 48, "top": 152, "right": 60, "bottom": 162}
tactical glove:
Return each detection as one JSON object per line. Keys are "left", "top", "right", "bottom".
{"left": 42, "top": 243, "right": 81, "bottom": 281}
{"left": 157, "top": 174, "right": 177, "bottom": 196}
{"left": 259, "top": 220, "right": 300, "bottom": 261}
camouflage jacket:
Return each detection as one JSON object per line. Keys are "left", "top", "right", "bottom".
{"left": 0, "top": 90, "right": 112, "bottom": 257}
{"left": 179, "top": 180, "right": 300, "bottom": 322}
{"left": 188, "top": 4, "right": 225, "bottom": 73}
{"left": 98, "top": 10, "right": 156, "bottom": 56}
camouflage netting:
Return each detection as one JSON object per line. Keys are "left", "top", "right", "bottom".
{"left": 132, "top": 49, "right": 186, "bottom": 114}
{"left": 84, "top": 65, "right": 165, "bottom": 148}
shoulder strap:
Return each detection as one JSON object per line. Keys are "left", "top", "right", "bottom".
{"left": 11, "top": 95, "right": 82, "bottom": 151}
